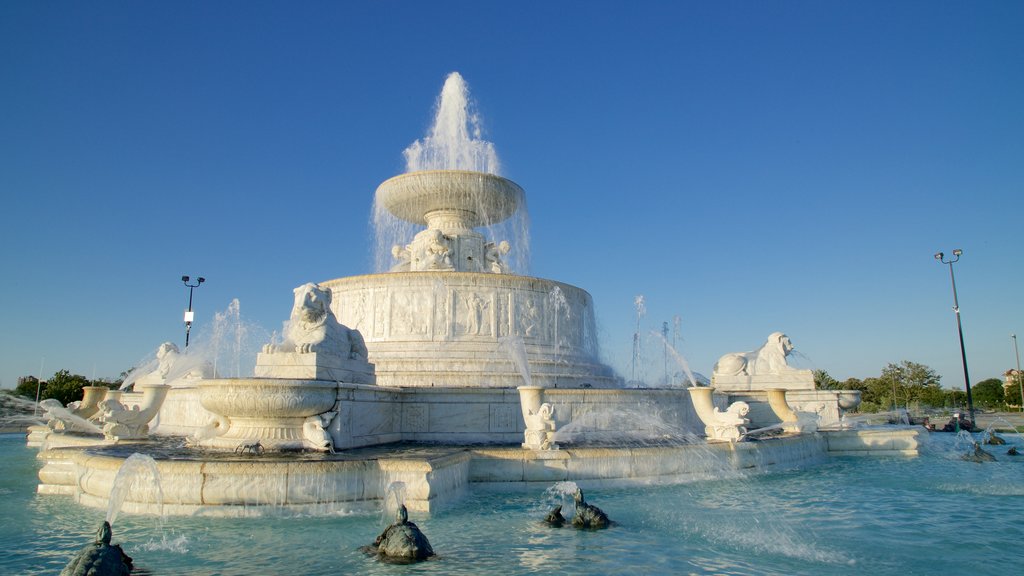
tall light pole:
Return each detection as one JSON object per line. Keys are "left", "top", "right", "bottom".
{"left": 182, "top": 275, "right": 205, "bottom": 349}
{"left": 934, "top": 250, "right": 974, "bottom": 424}
{"left": 1013, "top": 333, "right": 1022, "bottom": 411}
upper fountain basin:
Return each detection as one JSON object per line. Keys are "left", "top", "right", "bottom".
{"left": 376, "top": 170, "right": 524, "bottom": 227}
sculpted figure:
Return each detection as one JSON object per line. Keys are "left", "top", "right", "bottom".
{"left": 60, "top": 521, "right": 132, "bottom": 576}
{"left": 543, "top": 505, "right": 566, "bottom": 527}
{"left": 424, "top": 230, "right": 453, "bottom": 270}
{"left": 155, "top": 342, "right": 179, "bottom": 378}
{"left": 962, "top": 442, "right": 996, "bottom": 463}
{"left": 484, "top": 240, "right": 511, "bottom": 273}
{"left": 265, "top": 283, "right": 368, "bottom": 360}
{"left": 134, "top": 341, "right": 210, "bottom": 386}
{"left": 572, "top": 488, "right": 610, "bottom": 529}
{"left": 715, "top": 401, "right": 750, "bottom": 426}
{"left": 98, "top": 400, "right": 148, "bottom": 440}
{"left": 390, "top": 244, "right": 412, "bottom": 272}
{"left": 368, "top": 504, "right": 434, "bottom": 563}
{"left": 523, "top": 403, "right": 558, "bottom": 450}
{"left": 713, "top": 332, "right": 799, "bottom": 376}
{"left": 706, "top": 401, "right": 750, "bottom": 441}
{"left": 303, "top": 411, "right": 336, "bottom": 452}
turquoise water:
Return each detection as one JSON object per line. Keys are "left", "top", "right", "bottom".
{"left": 2, "top": 432, "right": 1022, "bottom": 575}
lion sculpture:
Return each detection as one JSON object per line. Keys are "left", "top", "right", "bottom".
{"left": 265, "top": 283, "right": 368, "bottom": 360}
{"left": 713, "top": 332, "right": 798, "bottom": 377}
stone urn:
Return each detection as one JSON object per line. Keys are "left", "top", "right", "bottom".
{"left": 836, "top": 390, "right": 862, "bottom": 412}
{"left": 198, "top": 378, "right": 338, "bottom": 451}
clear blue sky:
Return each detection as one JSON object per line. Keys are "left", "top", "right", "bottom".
{"left": 2, "top": 1, "right": 1022, "bottom": 390}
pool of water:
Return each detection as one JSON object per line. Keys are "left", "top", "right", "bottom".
{"left": 2, "top": 431, "right": 1021, "bottom": 575}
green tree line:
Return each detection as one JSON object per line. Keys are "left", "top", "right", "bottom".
{"left": 14, "top": 370, "right": 123, "bottom": 406}
{"left": 814, "top": 361, "right": 1010, "bottom": 413}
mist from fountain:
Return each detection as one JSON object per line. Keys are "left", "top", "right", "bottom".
{"left": 372, "top": 72, "right": 530, "bottom": 274}
{"left": 120, "top": 299, "right": 271, "bottom": 390}
{"left": 552, "top": 403, "right": 700, "bottom": 447}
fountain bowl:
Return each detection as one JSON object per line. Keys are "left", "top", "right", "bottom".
{"left": 197, "top": 378, "right": 338, "bottom": 450}
{"left": 376, "top": 170, "right": 523, "bottom": 227}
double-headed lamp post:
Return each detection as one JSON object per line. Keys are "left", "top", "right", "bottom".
{"left": 182, "top": 275, "right": 205, "bottom": 349}
{"left": 934, "top": 249, "right": 974, "bottom": 424}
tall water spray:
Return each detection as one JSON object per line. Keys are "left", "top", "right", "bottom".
{"left": 373, "top": 72, "right": 530, "bottom": 274}
{"left": 403, "top": 72, "right": 500, "bottom": 175}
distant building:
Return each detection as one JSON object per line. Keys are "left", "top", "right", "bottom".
{"left": 1004, "top": 369, "right": 1023, "bottom": 408}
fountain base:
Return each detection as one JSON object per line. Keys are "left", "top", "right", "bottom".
{"left": 35, "top": 432, "right": 919, "bottom": 516}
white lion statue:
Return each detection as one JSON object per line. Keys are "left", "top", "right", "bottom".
{"left": 265, "top": 283, "right": 368, "bottom": 360}
{"left": 713, "top": 332, "right": 798, "bottom": 377}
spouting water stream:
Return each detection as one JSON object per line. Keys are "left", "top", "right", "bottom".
{"left": 498, "top": 335, "right": 532, "bottom": 387}
{"left": 372, "top": 72, "right": 530, "bottom": 274}
{"left": 650, "top": 330, "right": 697, "bottom": 387}
{"left": 106, "top": 453, "right": 164, "bottom": 526}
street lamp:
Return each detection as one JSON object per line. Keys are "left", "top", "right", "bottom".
{"left": 934, "top": 249, "right": 974, "bottom": 425}
{"left": 1013, "top": 333, "right": 1023, "bottom": 411}
{"left": 182, "top": 275, "right": 205, "bottom": 348}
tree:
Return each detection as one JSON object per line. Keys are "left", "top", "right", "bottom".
{"left": 813, "top": 370, "right": 840, "bottom": 390}
{"left": 880, "top": 361, "right": 943, "bottom": 409}
{"left": 971, "top": 378, "right": 1005, "bottom": 409}
{"left": 40, "top": 370, "right": 91, "bottom": 406}
{"left": 14, "top": 376, "right": 41, "bottom": 400}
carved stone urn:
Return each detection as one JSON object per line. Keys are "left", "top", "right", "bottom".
{"left": 198, "top": 379, "right": 338, "bottom": 451}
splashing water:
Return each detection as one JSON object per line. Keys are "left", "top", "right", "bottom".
{"left": 650, "top": 330, "right": 697, "bottom": 387}
{"left": 498, "top": 335, "right": 532, "bottom": 387}
{"left": 106, "top": 453, "right": 163, "bottom": 526}
{"left": 372, "top": 72, "right": 530, "bottom": 274}
{"left": 381, "top": 481, "right": 407, "bottom": 525}
{"left": 120, "top": 299, "right": 271, "bottom": 389}
{"left": 403, "top": 72, "right": 500, "bottom": 174}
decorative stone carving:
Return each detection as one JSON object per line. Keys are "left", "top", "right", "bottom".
{"left": 484, "top": 240, "right": 510, "bottom": 273}
{"left": 519, "top": 386, "right": 558, "bottom": 450}
{"left": 688, "top": 386, "right": 749, "bottom": 442}
{"left": 267, "top": 283, "right": 368, "bottom": 359}
{"left": 197, "top": 378, "right": 338, "bottom": 451}
{"left": 390, "top": 244, "right": 412, "bottom": 272}
{"left": 256, "top": 283, "right": 374, "bottom": 382}
{"left": 303, "top": 411, "right": 337, "bottom": 452}
{"left": 714, "top": 332, "right": 800, "bottom": 377}
{"left": 766, "top": 388, "right": 817, "bottom": 433}
{"left": 376, "top": 170, "right": 523, "bottom": 274}
{"left": 711, "top": 332, "right": 815, "bottom": 392}
{"left": 42, "top": 386, "right": 108, "bottom": 434}
{"left": 97, "top": 384, "right": 170, "bottom": 441}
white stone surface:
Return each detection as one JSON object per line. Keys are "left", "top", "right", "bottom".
{"left": 322, "top": 272, "right": 617, "bottom": 389}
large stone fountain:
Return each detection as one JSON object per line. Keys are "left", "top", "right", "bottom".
{"left": 31, "top": 72, "right": 903, "bottom": 517}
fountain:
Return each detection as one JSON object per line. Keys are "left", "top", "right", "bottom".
{"left": 29, "top": 72, "right": 915, "bottom": 525}
{"left": 10, "top": 71, "right": 1012, "bottom": 576}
